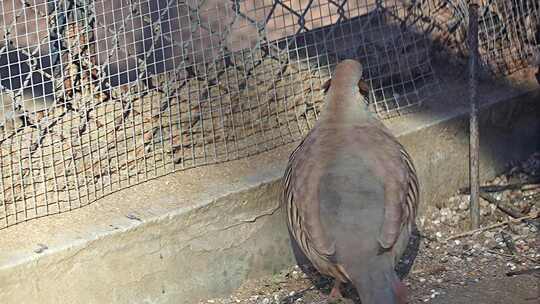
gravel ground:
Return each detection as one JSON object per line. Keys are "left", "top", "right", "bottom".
{"left": 199, "top": 152, "right": 540, "bottom": 304}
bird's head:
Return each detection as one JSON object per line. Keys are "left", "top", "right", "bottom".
{"left": 321, "top": 59, "right": 369, "bottom": 97}
{"left": 352, "top": 255, "right": 408, "bottom": 304}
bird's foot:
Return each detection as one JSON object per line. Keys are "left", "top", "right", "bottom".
{"left": 328, "top": 280, "right": 343, "bottom": 301}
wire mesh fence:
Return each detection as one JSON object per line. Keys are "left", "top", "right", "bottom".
{"left": 0, "top": 0, "right": 538, "bottom": 229}
{"left": 406, "top": 0, "right": 539, "bottom": 75}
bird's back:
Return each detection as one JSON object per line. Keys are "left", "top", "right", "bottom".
{"left": 284, "top": 120, "right": 410, "bottom": 277}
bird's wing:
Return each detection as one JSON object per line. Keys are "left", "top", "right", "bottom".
{"left": 282, "top": 125, "right": 338, "bottom": 264}
{"left": 376, "top": 130, "right": 420, "bottom": 250}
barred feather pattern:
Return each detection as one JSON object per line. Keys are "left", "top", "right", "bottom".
{"left": 282, "top": 127, "right": 351, "bottom": 283}
{"left": 398, "top": 145, "right": 420, "bottom": 234}
{"left": 282, "top": 128, "right": 419, "bottom": 278}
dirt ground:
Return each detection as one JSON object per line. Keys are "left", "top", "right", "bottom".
{"left": 198, "top": 153, "right": 540, "bottom": 304}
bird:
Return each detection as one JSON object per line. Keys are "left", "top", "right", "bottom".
{"left": 282, "top": 59, "right": 419, "bottom": 304}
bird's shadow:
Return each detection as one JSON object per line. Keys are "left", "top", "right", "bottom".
{"left": 283, "top": 225, "right": 423, "bottom": 304}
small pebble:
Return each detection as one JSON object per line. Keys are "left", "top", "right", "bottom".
{"left": 34, "top": 243, "right": 48, "bottom": 254}
{"left": 506, "top": 262, "right": 517, "bottom": 270}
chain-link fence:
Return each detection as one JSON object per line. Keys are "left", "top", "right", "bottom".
{"left": 0, "top": 0, "right": 538, "bottom": 229}
{"left": 407, "top": 0, "right": 539, "bottom": 74}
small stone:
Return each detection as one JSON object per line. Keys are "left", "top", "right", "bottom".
{"left": 435, "top": 232, "right": 443, "bottom": 238}
{"left": 506, "top": 262, "right": 517, "bottom": 270}
{"left": 262, "top": 298, "right": 270, "bottom": 304}
{"left": 480, "top": 199, "right": 490, "bottom": 208}
{"left": 291, "top": 270, "right": 301, "bottom": 280}
{"left": 34, "top": 243, "right": 48, "bottom": 254}
{"left": 459, "top": 201, "right": 469, "bottom": 211}
{"left": 288, "top": 291, "right": 296, "bottom": 297}
{"left": 419, "top": 277, "right": 426, "bottom": 283}
{"left": 440, "top": 208, "right": 451, "bottom": 216}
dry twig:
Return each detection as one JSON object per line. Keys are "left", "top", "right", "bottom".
{"left": 459, "top": 178, "right": 540, "bottom": 194}
{"left": 479, "top": 192, "right": 524, "bottom": 219}
{"left": 506, "top": 267, "right": 540, "bottom": 277}
{"left": 445, "top": 212, "right": 539, "bottom": 242}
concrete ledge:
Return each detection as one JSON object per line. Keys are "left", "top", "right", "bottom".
{"left": 1, "top": 68, "right": 539, "bottom": 303}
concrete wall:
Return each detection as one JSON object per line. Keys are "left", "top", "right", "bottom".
{"left": 1, "top": 182, "right": 293, "bottom": 303}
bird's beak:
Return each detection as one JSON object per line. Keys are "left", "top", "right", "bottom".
{"left": 322, "top": 78, "right": 332, "bottom": 94}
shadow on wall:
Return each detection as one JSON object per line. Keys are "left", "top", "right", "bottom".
{"left": 0, "top": 48, "right": 55, "bottom": 97}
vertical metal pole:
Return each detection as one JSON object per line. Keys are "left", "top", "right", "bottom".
{"left": 468, "top": 3, "right": 480, "bottom": 229}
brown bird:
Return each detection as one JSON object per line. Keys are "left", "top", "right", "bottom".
{"left": 282, "top": 59, "right": 419, "bottom": 304}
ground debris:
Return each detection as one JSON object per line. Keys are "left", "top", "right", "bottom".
{"left": 199, "top": 152, "right": 540, "bottom": 304}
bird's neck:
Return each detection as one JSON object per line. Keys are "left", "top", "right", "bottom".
{"left": 320, "top": 89, "right": 372, "bottom": 125}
